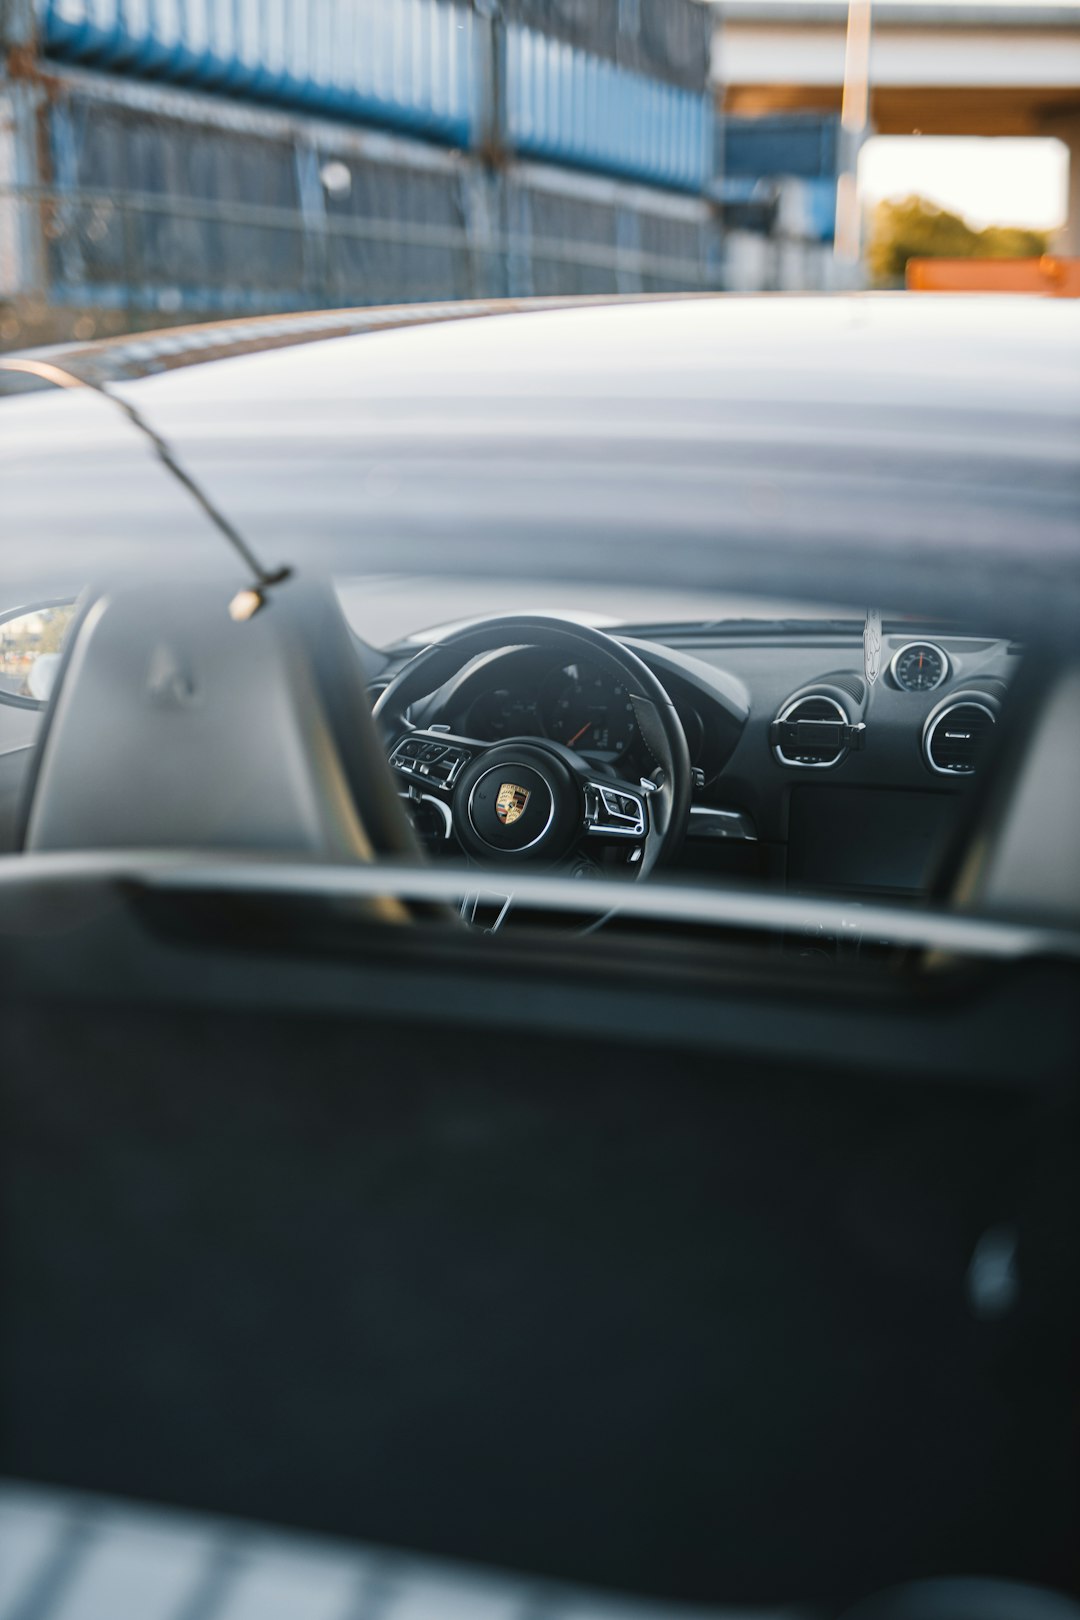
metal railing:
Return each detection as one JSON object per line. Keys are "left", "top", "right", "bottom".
{"left": 1, "top": 177, "right": 718, "bottom": 341}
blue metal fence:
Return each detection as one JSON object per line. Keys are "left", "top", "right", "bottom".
{"left": 33, "top": 0, "right": 716, "bottom": 194}
{"left": 36, "top": 0, "right": 480, "bottom": 147}
{"left": 504, "top": 0, "right": 711, "bottom": 92}
{"left": 1, "top": 3, "right": 721, "bottom": 342}
{"left": 505, "top": 26, "right": 711, "bottom": 194}
{"left": 0, "top": 68, "right": 719, "bottom": 329}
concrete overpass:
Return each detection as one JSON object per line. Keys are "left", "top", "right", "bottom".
{"left": 713, "top": 2, "right": 1080, "bottom": 248}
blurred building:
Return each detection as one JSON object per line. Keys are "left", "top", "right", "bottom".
{"left": 0, "top": 0, "right": 722, "bottom": 347}
{"left": 711, "top": 0, "right": 1080, "bottom": 289}
{"left": 713, "top": 105, "right": 850, "bottom": 292}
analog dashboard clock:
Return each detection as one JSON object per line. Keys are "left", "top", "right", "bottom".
{"left": 891, "top": 642, "right": 948, "bottom": 694}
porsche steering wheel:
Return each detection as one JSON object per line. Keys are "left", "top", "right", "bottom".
{"left": 373, "top": 616, "right": 691, "bottom": 880}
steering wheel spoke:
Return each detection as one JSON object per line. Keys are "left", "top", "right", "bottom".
{"left": 388, "top": 730, "right": 481, "bottom": 800}
{"left": 583, "top": 776, "right": 649, "bottom": 841}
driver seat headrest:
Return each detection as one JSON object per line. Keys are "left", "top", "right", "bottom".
{"left": 19, "top": 578, "right": 418, "bottom": 865}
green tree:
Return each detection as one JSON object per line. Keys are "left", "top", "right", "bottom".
{"left": 867, "top": 195, "right": 1049, "bottom": 287}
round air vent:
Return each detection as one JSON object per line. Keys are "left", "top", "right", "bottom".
{"left": 924, "top": 698, "right": 997, "bottom": 776}
{"left": 773, "top": 694, "right": 849, "bottom": 768}
{"left": 818, "top": 670, "right": 866, "bottom": 706}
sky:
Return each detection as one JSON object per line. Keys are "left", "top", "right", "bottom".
{"left": 858, "top": 136, "right": 1070, "bottom": 230}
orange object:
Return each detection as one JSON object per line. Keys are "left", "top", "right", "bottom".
{"left": 906, "top": 256, "right": 1080, "bottom": 297}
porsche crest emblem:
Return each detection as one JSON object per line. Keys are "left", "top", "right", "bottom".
{"left": 495, "top": 783, "right": 531, "bottom": 826}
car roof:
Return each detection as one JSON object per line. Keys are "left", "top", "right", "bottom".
{"left": 8, "top": 290, "right": 1076, "bottom": 413}
{"left": 3, "top": 295, "right": 1079, "bottom": 637}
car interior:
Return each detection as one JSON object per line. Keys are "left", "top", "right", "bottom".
{"left": 366, "top": 606, "right": 1021, "bottom": 906}
{"left": 1, "top": 568, "right": 1078, "bottom": 1618}
{"left": 0, "top": 581, "right": 1033, "bottom": 904}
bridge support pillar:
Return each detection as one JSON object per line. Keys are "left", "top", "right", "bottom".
{"left": 1048, "top": 116, "right": 1080, "bottom": 256}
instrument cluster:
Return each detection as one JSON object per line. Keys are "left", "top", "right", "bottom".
{"left": 460, "top": 656, "right": 705, "bottom": 768}
{"left": 464, "top": 659, "right": 637, "bottom": 762}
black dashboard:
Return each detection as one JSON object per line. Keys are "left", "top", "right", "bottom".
{"left": 407, "top": 638, "right": 748, "bottom": 782}
{"left": 0, "top": 617, "right": 1018, "bottom": 903}
{"left": 387, "top": 626, "right": 1017, "bottom": 901}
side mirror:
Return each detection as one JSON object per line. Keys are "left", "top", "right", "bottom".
{"left": 0, "top": 601, "right": 78, "bottom": 710}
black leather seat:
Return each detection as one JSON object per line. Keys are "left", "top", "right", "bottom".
{"left": 18, "top": 577, "right": 417, "bottom": 865}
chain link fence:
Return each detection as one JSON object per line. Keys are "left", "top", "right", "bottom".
{"left": 0, "top": 73, "right": 721, "bottom": 350}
